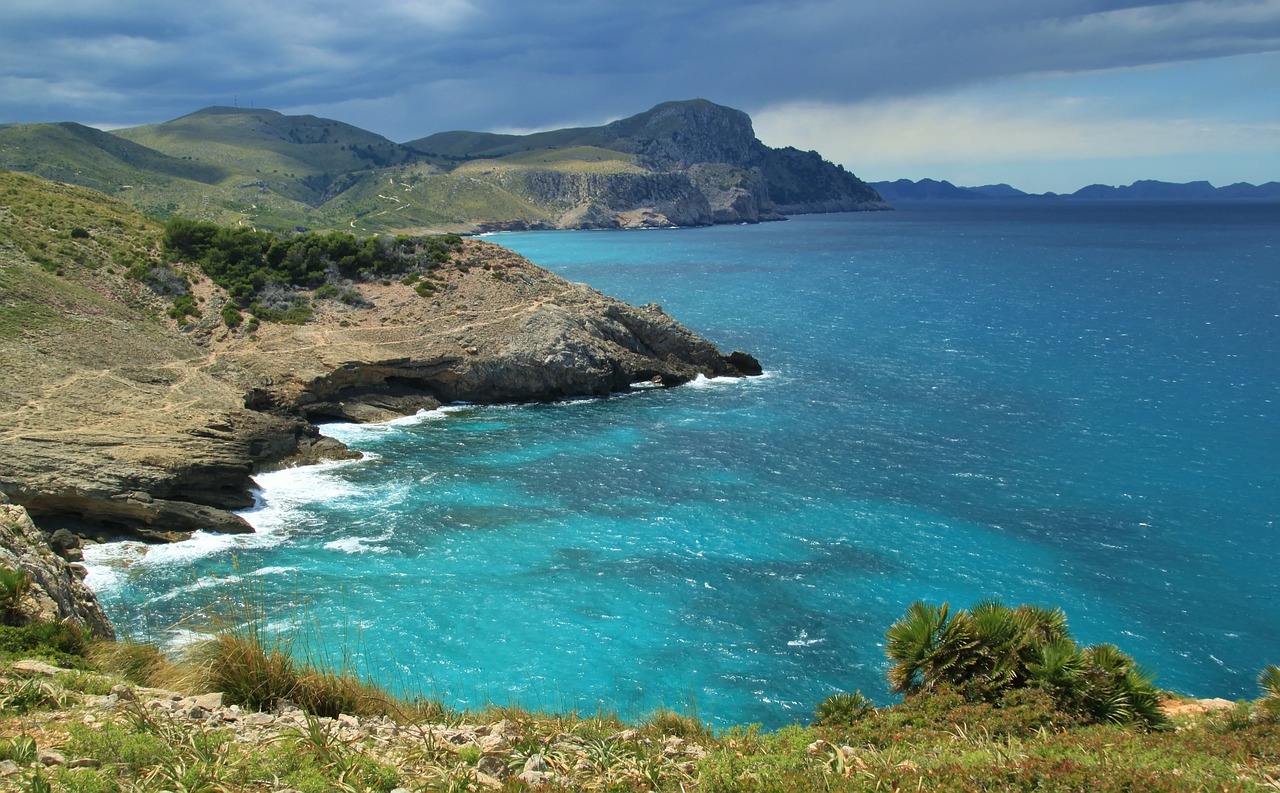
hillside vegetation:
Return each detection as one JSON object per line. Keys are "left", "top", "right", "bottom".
{"left": 1, "top": 99, "right": 887, "bottom": 233}
{"left": 0, "top": 589, "right": 1276, "bottom": 792}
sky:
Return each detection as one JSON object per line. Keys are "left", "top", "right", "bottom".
{"left": 2, "top": 0, "right": 1279, "bottom": 193}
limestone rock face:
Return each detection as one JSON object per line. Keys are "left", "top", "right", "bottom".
{"left": 609, "top": 100, "right": 761, "bottom": 170}
{"left": 436, "top": 100, "right": 882, "bottom": 230}
{"left": 0, "top": 498, "right": 113, "bottom": 638}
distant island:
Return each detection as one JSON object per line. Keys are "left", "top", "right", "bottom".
{"left": 871, "top": 177, "right": 1280, "bottom": 203}
{"left": 0, "top": 99, "right": 887, "bottom": 233}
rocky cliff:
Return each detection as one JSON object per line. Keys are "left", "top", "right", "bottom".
{"left": 398, "top": 99, "right": 889, "bottom": 230}
{"left": 0, "top": 495, "right": 113, "bottom": 638}
{"left": 0, "top": 171, "right": 761, "bottom": 551}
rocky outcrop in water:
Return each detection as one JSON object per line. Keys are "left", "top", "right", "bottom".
{"left": 223, "top": 242, "right": 761, "bottom": 420}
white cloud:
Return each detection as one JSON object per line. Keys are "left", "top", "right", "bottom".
{"left": 759, "top": 99, "right": 1276, "bottom": 164}
{"left": 756, "top": 69, "right": 1279, "bottom": 164}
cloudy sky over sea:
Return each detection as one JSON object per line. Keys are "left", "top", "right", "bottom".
{"left": 2, "top": 0, "right": 1278, "bottom": 192}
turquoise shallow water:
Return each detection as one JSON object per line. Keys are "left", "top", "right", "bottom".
{"left": 85, "top": 203, "right": 1280, "bottom": 728}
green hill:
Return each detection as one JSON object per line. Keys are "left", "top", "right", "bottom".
{"left": 0, "top": 122, "right": 226, "bottom": 188}
{"left": 113, "top": 107, "right": 432, "bottom": 203}
{"left": 2, "top": 99, "right": 887, "bottom": 233}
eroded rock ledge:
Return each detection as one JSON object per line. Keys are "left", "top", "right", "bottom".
{"left": 1, "top": 239, "right": 760, "bottom": 546}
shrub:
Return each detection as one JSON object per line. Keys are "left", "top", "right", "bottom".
{"left": 644, "top": 708, "right": 711, "bottom": 741}
{"left": 69, "top": 227, "right": 91, "bottom": 239}
{"left": 884, "top": 599, "right": 1165, "bottom": 729}
{"left": 0, "top": 735, "right": 37, "bottom": 764}
{"left": 813, "top": 690, "right": 875, "bottom": 726}
{"left": 167, "top": 293, "right": 201, "bottom": 322}
{"left": 1253, "top": 664, "right": 1280, "bottom": 723}
{"left": 292, "top": 669, "right": 390, "bottom": 719}
{"left": 159, "top": 217, "right": 464, "bottom": 321}
{"left": 220, "top": 302, "right": 243, "bottom": 328}
{"left": 0, "top": 567, "right": 30, "bottom": 625}
{"left": 87, "top": 640, "right": 169, "bottom": 686}
{"left": 0, "top": 677, "right": 69, "bottom": 714}
{"left": 189, "top": 632, "right": 298, "bottom": 713}
{"left": 0, "top": 621, "right": 88, "bottom": 667}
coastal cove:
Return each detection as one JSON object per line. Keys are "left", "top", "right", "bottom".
{"left": 84, "top": 203, "right": 1280, "bottom": 730}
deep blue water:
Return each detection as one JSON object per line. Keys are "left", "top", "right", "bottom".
{"left": 85, "top": 202, "right": 1280, "bottom": 728}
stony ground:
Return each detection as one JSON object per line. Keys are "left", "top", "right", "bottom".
{"left": 3, "top": 655, "right": 1279, "bottom": 792}
{"left": 0, "top": 658, "right": 712, "bottom": 791}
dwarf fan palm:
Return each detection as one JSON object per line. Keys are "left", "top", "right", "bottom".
{"left": 1260, "top": 664, "right": 1280, "bottom": 700}
{"left": 885, "top": 601, "right": 980, "bottom": 694}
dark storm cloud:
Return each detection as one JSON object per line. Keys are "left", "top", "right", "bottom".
{"left": 2, "top": 0, "right": 1278, "bottom": 139}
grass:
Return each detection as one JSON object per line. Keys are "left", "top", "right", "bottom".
{"left": 0, "top": 597, "right": 1277, "bottom": 792}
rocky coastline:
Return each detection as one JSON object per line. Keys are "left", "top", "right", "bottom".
{"left": 1, "top": 230, "right": 760, "bottom": 626}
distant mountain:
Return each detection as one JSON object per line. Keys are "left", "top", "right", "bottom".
{"left": 967, "top": 183, "right": 1029, "bottom": 199}
{"left": 869, "top": 179, "right": 1031, "bottom": 202}
{"left": 872, "top": 178, "right": 1280, "bottom": 203}
{"left": 0, "top": 100, "right": 887, "bottom": 233}
{"left": 1069, "top": 179, "right": 1280, "bottom": 201}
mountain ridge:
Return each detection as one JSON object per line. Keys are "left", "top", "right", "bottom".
{"left": 872, "top": 177, "right": 1280, "bottom": 202}
{"left": 0, "top": 99, "right": 887, "bottom": 233}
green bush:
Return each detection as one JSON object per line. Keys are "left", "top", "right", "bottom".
{"left": 159, "top": 217, "right": 464, "bottom": 323}
{"left": 220, "top": 302, "right": 243, "bottom": 328}
{"left": 167, "top": 293, "right": 200, "bottom": 322}
{"left": 0, "top": 621, "right": 88, "bottom": 667}
{"left": 191, "top": 632, "right": 297, "bottom": 713}
{"left": 643, "top": 708, "right": 711, "bottom": 741}
{"left": 1253, "top": 664, "right": 1280, "bottom": 723}
{"left": 0, "top": 567, "right": 29, "bottom": 625}
{"left": 884, "top": 600, "right": 1165, "bottom": 729}
{"left": 0, "top": 677, "right": 69, "bottom": 714}
{"left": 813, "top": 690, "right": 875, "bottom": 726}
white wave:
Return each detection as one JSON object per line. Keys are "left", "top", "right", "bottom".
{"left": 320, "top": 404, "right": 478, "bottom": 445}
{"left": 684, "top": 373, "right": 750, "bottom": 389}
{"left": 324, "top": 533, "right": 393, "bottom": 554}
{"left": 239, "top": 458, "right": 367, "bottom": 535}
{"left": 786, "top": 630, "right": 826, "bottom": 647}
{"left": 247, "top": 566, "right": 297, "bottom": 578}
{"left": 79, "top": 455, "right": 365, "bottom": 594}
{"left": 145, "top": 573, "right": 241, "bottom": 605}
{"left": 80, "top": 540, "right": 148, "bottom": 595}
{"left": 80, "top": 530, "right": 258, "bottom": 593}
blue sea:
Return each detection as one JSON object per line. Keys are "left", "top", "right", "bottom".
{"left": 84, "top": 202, "right": 1280, "bottom": 728}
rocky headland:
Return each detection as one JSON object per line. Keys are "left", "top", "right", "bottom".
{"left": 0, "top": 171, "right": 760, "bottom": 571}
